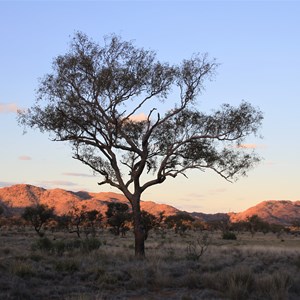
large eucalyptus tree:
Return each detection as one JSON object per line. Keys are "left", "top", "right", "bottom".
{"left": 18, "top": 33, "right": 263, "bottom": 256}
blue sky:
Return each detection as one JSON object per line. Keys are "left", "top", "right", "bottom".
{"left": 1, "top": 1, "right": 300, "bottom": 213}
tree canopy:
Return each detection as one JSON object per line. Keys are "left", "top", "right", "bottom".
{"left": 18, "top": 32, "right": 263, "bottom": 256}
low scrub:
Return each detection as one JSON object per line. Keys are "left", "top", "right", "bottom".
{"left": 0, "top": 229, "right": 299, "bottom": 299}
{"left": 222, "top": 231, "right": 237, "bottom": 240}
{"left": 31, "top": 237, "right": 101, "bottom": 255}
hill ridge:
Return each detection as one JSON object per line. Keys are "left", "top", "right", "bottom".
{"left": 0, "top": 184, "right": 299, "bottom": 225}
{"left": 0, "top": 184, "right": 179, "bottom": 217}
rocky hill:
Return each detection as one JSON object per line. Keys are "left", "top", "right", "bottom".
{"left": 229, "top": 200, "right": 300, "bottom": 225}
{"left": 190, "top": 212, "right": 229, "bottom": 223}
{"left": 0, "top": 184, "right": 299, "bottom": 226}
{"left": 0, "top": 184, "right": 179, "bottom": 217}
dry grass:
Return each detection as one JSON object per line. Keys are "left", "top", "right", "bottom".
{"left": 0, "top": 228, "right": 299, "bottom": 299}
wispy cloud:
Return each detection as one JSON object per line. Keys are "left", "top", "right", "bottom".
{"left": 62, "top": 172, "right": 95, "bottom": 178}
{"left": 236, "top": 143, "right": 266, "bottom": 149}
{"left": 35, "top": 180, "right": 79, "bottom": 189}
{"left": 0, "top": 103, "right": 19, "bottom": 114}
{"left": 184, "top": 192, "right": 206, "bottom": 200}
{"left": 129, "top": 113, "right": 148, "bottom": 122}
{"left": 19, "top": 155, "right": 32, "bottom": 161}
{"left": 208, "top": 188, "right": 227, "bottom": 195}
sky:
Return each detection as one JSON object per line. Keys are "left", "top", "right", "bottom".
{"left": 1, "top": 0, "right": 300, "bottom": 213}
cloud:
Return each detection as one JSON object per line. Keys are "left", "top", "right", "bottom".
{"left": 19, "top": 155, "right": 32, "bottom": 161}
{"left": 0, "top": 103, "right": 19, "bottom": 114}
{"left": 236, "top": 144, "right": 266, "bottom": 149}
{"left": 206, "top": 188, "right": 227, "bottom": 196}
{"left": 35, "top": 180, "right": 79, "bottom": 189}
{"left": 184, "top": 192, "right": 206, "bottom": 200}
{"left": 62, "top": 172, "right": 95, "bottom": 178}
{"left": 128, "top": 113, "right": 148, "bottom": 122}
{"left": 263, "top": 160, "right": 276, "bottom": 167}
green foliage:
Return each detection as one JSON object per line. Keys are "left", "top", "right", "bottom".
{"left": 55, "top": 259, "right": 79, "bottom": 273}
{"left": 22, "top": 204, "right": 54, "bottom": 236}
{"left": 106, "top": 202, "right": 131, "bottom": 235}
{"left": 31, "top": 237, "right": 53, "bottom": 252}
{"left": 222, "top": 231, "right": 237, "bottom": 240}
{"left": 140, "top": 210, "right": 158, "bottom": 240}
{"left": 246, "top": 215, "right": 270, "bottom": 236}
{"left": 59, "top": 206, "right": 102, "bottom": 238}
{"left": 81, "top": 237, "right": 102, "bottom": 253}
{"left": 165, "top": 212, "right": 194, "bottom": 234}
{"left": 9, "top": 261, "right": 35, "bottom": 278}
{"left": 31, "top": 237, "right": 101, "bottom": 255}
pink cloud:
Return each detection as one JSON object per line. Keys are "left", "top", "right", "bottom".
{"left": 62, "top": 172, "right": 94, "bottom": 178}
{"left": 236, "top": 144, "right": 266, "bottom": 149}
{"left": 129, "top": 113, "right": 147, "bottom": 122}
{"left": 36, "top": 180, "right": 78, "bottom": 188}
{"left": 19, "top": 156, "right": 32, "bottom": 161}
{"left": 208, "top": 188, "right": 227, "bottom": 195}
{"left": 0, "top": 103, "right": 19, "bottom": 113}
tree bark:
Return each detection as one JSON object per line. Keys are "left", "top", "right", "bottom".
{"left": 131, "top": 196, "right": 146, "bottom": 257}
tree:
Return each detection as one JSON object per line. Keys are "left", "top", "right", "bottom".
{"left": 22, "top": 204, "right": 54, "bottom": 236}
{"left": 18, "top": 33, "right": 263, "bottom": 256}
{"left": 84, "top": 209, "right": 103, "bottom": 237}
{"left": 140, "top": 210, "right": 157, "bottom": 240}
{"left": 64, "top": 205, "right": 87, "bottom": 238}
{"left": 246, "top": 214, "right": 270, "bottom": 237}
{"left": 105, "top": 202, "right": 131, "bottom": 235}
{"left": 165, "top": 212, "right": 195, "bottom": 234}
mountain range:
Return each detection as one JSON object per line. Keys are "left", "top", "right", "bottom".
{"left": 0, "top": 184, "right": 299, "bottom": 225}
{"left": 0, "top": 184, "right": 179, "bottom": 217}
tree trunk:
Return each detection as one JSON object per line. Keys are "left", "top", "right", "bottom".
{"left": 132, "top": 196, "right": 146, "bottom": 257}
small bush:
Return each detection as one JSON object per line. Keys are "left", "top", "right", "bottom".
{"left": 255, "top": 271, "right": 292, "bottom": 299}
{"left": 81, "top": 238, "right": 101, "bottom": 253}
{"left": 222, "top": 231, "right": 237, "bottom": 240}
{"left": 31, "top": 237, "right": 53, "bottom": 252}
{"left": 9, "top": 261, "right": 35, "bottom": 278}
{"left": 55, "top": 259, "right": 80, "bottom": 273}
{"left": 31, "top": 237, "right": 101, "bottom": 255}
{"left": 29, "top": 253, "right": 43, "bottom": 262}
{"left": 186, "top": 233, "right": 210, "bottom": 261}
{"left": 226, "top": 267, "right": 254, "bottom": 300}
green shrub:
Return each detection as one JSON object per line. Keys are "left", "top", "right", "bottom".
{"left": 31, "top": 237, "right": 53, "bottom": 252}
{"left": 55, "top": 259, "right": 79, "bottom": 273}
{"left": 31, "top": 237, "right": 101, "bottom": 255}
{"left": 222, "top": 231, "right": 237, "bottom": 240}
{"left": 10, "top": 261, "right": 35, "bottom": 278}
{"left": 81, "top": 238, "right": 101, "bottom": 253}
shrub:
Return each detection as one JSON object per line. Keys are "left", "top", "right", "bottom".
{"left": 255, "top": 272, "right": 292, "bottom": 299}
{"left": 31, "top": 237, "right": 101, "bottom": 255}
{"left": 81, "top": 238, "right": 101, "bottom": 253}
{"left": 22, "top": 204, "right": 55, "bottom": 236}
{"left": 55, "top": 259, "right": 79, "bottom": 273}
{"left": 186, "top": 233, "right": 210, "bottom": 261}
{"left": 226, "top": 267, "right": 254, "bottom": 300}
{"left": 222, "top": 231, "right": 237, "bottom": 240}
{"left": 31, "top": 237, "right": 53, "bottom": 252}
{"left": 9, "top": 261, "right": 35, "bottom": 278}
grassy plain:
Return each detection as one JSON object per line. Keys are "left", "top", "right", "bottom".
{"left": 0, "top": 227, "right": 299, "bottom": 300}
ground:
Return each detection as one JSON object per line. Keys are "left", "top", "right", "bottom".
{"left": 0, "top": 226, "right": 299, "bottom": 299}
